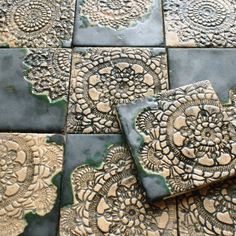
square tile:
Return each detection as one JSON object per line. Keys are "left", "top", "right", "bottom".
{"left": 73, "top": 0, "right": 164, "bottom": 46}
{"left": 0, "top": 0, "right": 75, "bottom": 48}
{"left": 67, "top": 47, "right": 168, "bottom": 134}
{"left": 117, "top": 81, "right": 236, "bottom": 201}
{"left": 0, "top": 48, "right": 71, "bottom": 132}
{"left": 168, "top": 49, "right": 236, "bottom": 102}
{"left": 59, "top": 134, "right": 177, "bottom": 236}
{"left": 163, "top": 0, "right": 236, "bottom": 47}
{"left": 0, "top": 133, "right": 64, "bottom": 236}
{"left": 178, "top": 177, "right": 236, "bottom": 235}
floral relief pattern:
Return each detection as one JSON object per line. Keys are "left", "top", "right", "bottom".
{"left": 164, "top": 0, "right": 236, "bottom": 47}
{"left": 68, "top": 48, "right": 168, "bottom": 133}
{"left": 134, "top": 81, "right": 236, "bottom": 196}
{"left": 0, "top": 0, "right": 75, "bottom": 47}
{"left": 23, "top": 49, "right": 72, "bottom": 103}
{"left": 80, "top": 0, "right": 153, "bottom": 30}
{"left": 60, "top": 145, "right": 177, "bottom": 236}
{"left": 0, "top": 133, "right": 63, "bottom": 236}
{"left": 179, "top": 178, "right": 236, "bottom": 235}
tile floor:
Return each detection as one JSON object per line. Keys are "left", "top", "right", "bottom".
{"left": 0, "top": 0, "right": 236, "bottom": 235}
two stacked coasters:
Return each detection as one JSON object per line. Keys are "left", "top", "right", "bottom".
{"left": 117, "top": 80, "right": 236, "bottom": 202}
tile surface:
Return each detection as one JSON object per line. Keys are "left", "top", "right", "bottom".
{"left": 67, "top": 47, "right": 168, "bottom": 134}
{"left": 168, "top": 49, "right": 236, "bottom": 102}
{"left": 118, "top": 81, "right": 236, "bottom": 201}
{"left": 164, "top": 0, "right": 236, "bottom": 47}
{"left": 0, "top": 133, "right": 64, "bottom": 236}
{"left": 0, "top": 0, "right": 75, "bottom": 48}
{"left": 60, "top": 134, "right": 177, "bottom": 236}
{"left": 0, "top": 49, "right": 71, "bottom": 132}
{"left": 178, "top": 178, "right": 236, "bottom": 235}
{"left": 73, "top": 0, "right": 164, "bottom": 46}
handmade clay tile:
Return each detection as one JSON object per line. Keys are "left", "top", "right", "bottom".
{"left": 117, "top": 81, "right": 236, "bottom": 201}
{"left": 178, "top": 178, "right": 236, "bottom": 235}
{"left": 59, "top": 134, "right": 177, "bottom": 236}
{"left": 168, "top": 49, "right": 236, "bottom": 101}
{"left": 0, "top": 48, "right": 71, "bottom": 132}
{"left": 0, "top": 0, "right": 75, "bottom": 47}
{"left": 73, "top": 0, "right": 164, "bottom": 46}
{"left": 163, "top": 0, "right": 236, "bottom": 47}
{"left": 67, "top": 47, "right": 168, "bottom": 134}
{"left": 0, "top": 133, "right": 64, "bottom": 236}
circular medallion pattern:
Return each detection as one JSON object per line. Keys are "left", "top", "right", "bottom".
{"left": 80, "top": 0, "right": 152, "bottom": 29}
{"left": 164, "top": 0, "right": 236, "bottom": 46}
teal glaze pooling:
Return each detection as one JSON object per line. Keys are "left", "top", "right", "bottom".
{"left": 117, "top": 97, "right": 171, "bottom": 201}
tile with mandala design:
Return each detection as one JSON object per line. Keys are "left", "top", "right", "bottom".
{"left": 73, "top": 0, "right": 164, "bottom": 46}
{"left": 0, "top": 48, "right": 71, "bottom": 132}
{"left": 0, "top": 133, "right": 64, "bottom": 236}
{"left": 117, "top": 81, "right": 236, "bottom": 201}
{"left": 163, "top": 0, "right": 236, "bottom": 47}
{"left": 0, "top": 0, "right": 75, "bottom": 47}
{"left": 59, "top": 134, "right": 177, "bottom": 236}
{"left": 178, "top": 178, "right": 236, "bottom": 235}
{"left": 67, "top": 47, "right": 168, "bottom": 134}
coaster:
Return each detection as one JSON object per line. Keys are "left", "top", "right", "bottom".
{"left": 117, "top": 81, "right": 236, "bottom": 201}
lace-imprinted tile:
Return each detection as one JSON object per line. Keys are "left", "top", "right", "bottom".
{"left": 73, "top": 0, "right": 164, "bottom": 46}
{"left": 0, "top": 133, "right": 64, "bottom": 236}
{"left": 164, "top": 0, "right": 236, "bottom": 47}
{"left": 0, "top": 49, "right": 71, "bottom": 132}
{"left": 0, "top": 0, "right": 75, "bottom": 47}
{"left": 117, "top": 81, "right": 236, "bottom": 201}
{"left": 178, "top": 178, "right": 236, "bottom": 235}
{"left": 59, "top": 134, "right": 177, "bottom": 236}
{"left": 67, "top": 47, "right": 168, "bottom": 134}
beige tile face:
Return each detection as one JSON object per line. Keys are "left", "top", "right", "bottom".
{"left": 60, "top": 144, "right": 177, "bottom": 236}
{"left": 163, "top": 0, "right": 236, "bottom": 47}
{"left": 0, "top": 133, "right": 63, "bottom": 235}
{"left": 0, "top": 0, "right": 75, "bottom": 47}
{"left": 67, "top": 48, "right": 168, "bottom": 134}
{"left": 178, "top": 178, "right": 236, "bottom": 236}
{"left": 117, "top": 81, "right": 236, "bottom": 201}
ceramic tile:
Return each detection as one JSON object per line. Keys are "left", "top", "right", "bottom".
{"left": 67, "top": 47, "right": 168, "bottom": 134}
{"left": 0, "top": 0, "right": 75, "bottom": 48}
{"left": 168, "top": 49, "right": 236, "bottom": 102}
{"left": 73, "top": 0, "right": 164, "bottom": 46}
{"left": 0, "top": 133, "right": 64, "bottom": 236}
{"left": 178, "top": 177, "right": 236, "bottom": 235}
{"left": 0, "top": 48, "right": 71, "bottom": 132}
{"left": 117, "top": 81, "right": 236, "bottom": 201}
{"left": 163, "top": 0, "right": 236, "bottom": 47}
{"left": 59, "top": 134, "right": 177, "bottom": 236}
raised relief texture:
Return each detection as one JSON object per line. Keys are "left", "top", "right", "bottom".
{"left": 0, "top": 133, "right": 63, "bottom": 236}
{"left": 118, "top": 81, "right": 236, "bottom": 200}
{"left": 179, "top": 178, "right": 236, "bottom": 235}
{"left": 67, "top": 48, "right": 168, "bottom": 133}
{"left": 60, "top": 145, "right": 177, "bottom": 236}
{"left": 164, "top": 0, "right": 236, "bottom": 47}
{"left": 80, "top": 0, "right": 153, "bottom": 30}
{"left": 0, "top": 0, "right": 75, "bottom": 47}
{"left": 23, "top": 49, "right": 72, "bottom": 103}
